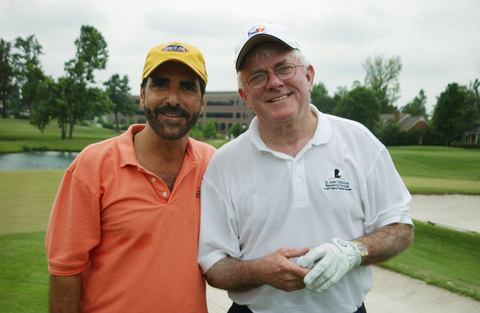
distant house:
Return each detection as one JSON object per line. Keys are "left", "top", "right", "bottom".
{"left": 380, "top": 110, "right": 429, "bottom": 144}
{"left": 462, "top": 121, "right": 480, "bottom": 143}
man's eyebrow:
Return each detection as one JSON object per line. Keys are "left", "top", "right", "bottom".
{"left": 179, "top": 80, "right": 198, "bottom": 89}
{"left": 247, "top": 59, "right": 288, "bottom": 75}
{"left": 150, "top": 77, "right": 170, "bottom": 85}
{"left": 272, "top": 59, "right": 288, "bottom": 68}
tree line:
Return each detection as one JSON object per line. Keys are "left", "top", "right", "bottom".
{"left": 1, "top": 25, "right": 135, "bottom": 139}
{"left": 1, "top": 26, "right": 479, "bottom": 145}
{"left": 310, "top": 55, "right": 480, "bottom": 146}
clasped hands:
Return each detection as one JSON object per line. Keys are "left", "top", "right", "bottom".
{"left": 297, "top": 238, "right": 362, "bottom": 294}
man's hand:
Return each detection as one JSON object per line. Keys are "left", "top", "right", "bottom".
{"left": 298, "top": 238, "right": 361, "bottom": 294}
{"left": 204, "top": 247, "right": 311, "bottom": 292}
{"left": 258, "top": 247, "right": 311, "bottom": 291}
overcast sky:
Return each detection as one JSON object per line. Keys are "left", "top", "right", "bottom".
{"left": 1, "top": 0, "right": 479, "bottom": 115}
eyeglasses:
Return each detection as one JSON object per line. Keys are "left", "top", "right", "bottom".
{"left": 243, "top": 63, "right": 305, "bottom": 89}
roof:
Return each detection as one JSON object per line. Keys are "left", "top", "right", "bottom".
{"left": 380, "top": 112, "right": 429, "bottom": 132}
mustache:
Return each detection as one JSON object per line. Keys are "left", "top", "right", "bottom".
{"left": 153, "top": 104, "right": 189, "bottom": 117}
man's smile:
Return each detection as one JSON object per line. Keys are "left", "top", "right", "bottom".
{"left": 269, "top": 94, "right": 290, "bottom": 102}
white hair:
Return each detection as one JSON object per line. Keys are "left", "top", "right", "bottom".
{"left": 237, "top": 43, "right": 311, "bottom": 91}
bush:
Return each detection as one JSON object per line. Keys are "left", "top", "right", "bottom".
{"left": 450, "top": 141, "right": 480, "bottom": 149}
{"left": 202, "top": 119, "right": 217, "bottom": 139}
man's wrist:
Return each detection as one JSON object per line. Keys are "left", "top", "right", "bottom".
{"left": 350, "top": 240, "right": 368, "bottom": 264}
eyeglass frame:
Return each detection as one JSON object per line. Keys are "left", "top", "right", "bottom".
{"left": 242, "top": 63, "right": 305, "bottom": 90}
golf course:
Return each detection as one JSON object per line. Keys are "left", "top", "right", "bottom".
{"left": 1, "top": 118, "right": 479, "bottom": 312}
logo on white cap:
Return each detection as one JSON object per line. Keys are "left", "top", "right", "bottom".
{"left": 247, "top": 25, "right": 266, "bottom": 37}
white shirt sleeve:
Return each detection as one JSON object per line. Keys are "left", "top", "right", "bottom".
{"left": 363, "top": 147, "right": 413, "bottom": 234}
{"left": 198, "top": 175, "right": 242, "bottom": 273}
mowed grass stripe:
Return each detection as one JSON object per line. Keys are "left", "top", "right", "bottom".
{"left": 388, "top": 146, "right": 480, "bottom": 181}
{"left": 0, "top": 170, "right": 65, "bottom": 234}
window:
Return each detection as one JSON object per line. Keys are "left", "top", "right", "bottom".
{"left": 206, "top": 112, "right": 234, "bottom": 118}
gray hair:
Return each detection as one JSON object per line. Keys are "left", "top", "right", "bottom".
{"left": 237, "top": 43, "right": 311, "bottom": 91}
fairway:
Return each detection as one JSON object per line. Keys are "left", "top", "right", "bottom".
{"left": 0, "top": 170, "right": 65, "bottom": 234}
{"left": 388, "top": 146, "right": 480, "bottom": 194}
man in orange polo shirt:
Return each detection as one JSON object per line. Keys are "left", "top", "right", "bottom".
{"left": 46, "top": 42, "right": 215, "bottom": 312}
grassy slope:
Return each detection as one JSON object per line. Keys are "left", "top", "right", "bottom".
{"left": 0, "top": 118, "right": 118, "bottom": 152}
{"left": 389, "top": 146, "right": 480, "bottom": 194}
{"left": 380, "top": 221, "right": 480, "bottom": 300}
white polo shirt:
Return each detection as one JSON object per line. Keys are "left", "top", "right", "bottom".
{"left": 198, "top": 105, "right": 412, "bottom": 313}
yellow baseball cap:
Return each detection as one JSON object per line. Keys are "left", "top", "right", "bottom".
{"left": 142, "top": 42, "right": 208, "bottom": 85}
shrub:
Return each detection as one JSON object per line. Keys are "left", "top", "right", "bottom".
{"left": 450, "top": 141, "right": 480, "bottom": 149}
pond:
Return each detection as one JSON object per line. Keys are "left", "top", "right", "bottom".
{"left": 0, "top": 151, "right": 79, "bottom": 170}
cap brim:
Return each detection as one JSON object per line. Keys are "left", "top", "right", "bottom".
{"left": 235, "top": 35, "right": 290, "bottom": 71}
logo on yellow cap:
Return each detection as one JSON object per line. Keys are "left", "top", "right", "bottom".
{"left": 162, "top": 44, "right": 188, "bottom": 53}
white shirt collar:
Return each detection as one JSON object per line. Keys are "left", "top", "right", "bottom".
{"left": 248, "top": 104, "right": 332, "bottom": 156}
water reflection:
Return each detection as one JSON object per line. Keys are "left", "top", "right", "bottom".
{"left": 0, "top": 151, "right": 79, "bottom": 170}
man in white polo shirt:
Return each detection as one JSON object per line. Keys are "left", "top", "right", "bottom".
{"left": 198, "top": 23, "right": 414, "bottom": 313}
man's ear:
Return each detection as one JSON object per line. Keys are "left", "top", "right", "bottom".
{"left": 238, "top": 88, "right": 251, "bottom": 110}
{"left": 199, "top": 96, "right": 205, "bottom": 115}
{"left": 139, "top": 83, "right": 145, "bottom": 108}
{"left": 306, "top": 65, "right": 315, "bottom": 93}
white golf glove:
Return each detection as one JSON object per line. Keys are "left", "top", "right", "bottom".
{"left": 297, "top": 238, "right": 361, "bottom": 294}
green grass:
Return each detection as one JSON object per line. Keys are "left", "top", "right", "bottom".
{"left": 389, "top": 146, "right": 480, "bottom": 181}
{"left": 0, "top": 118, "right": 118, "bottom": 152}
{"left": 380, "top": 220, "right": 480, "bottom": 300}
{"left": 0, "top": 170, "right": 65, "bottom": 234}
{"left": 0, "top": 231, "right": 49, "bottom": 313}
{"left": 388, "top": 146, "right": 480, "bottom": 195}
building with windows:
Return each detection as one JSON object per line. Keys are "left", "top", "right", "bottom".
{"left": 200, "top": 91, "right": 254, "bottom": 132}
{"left": 109, "top": 91, "right": 254, "bottom": 133}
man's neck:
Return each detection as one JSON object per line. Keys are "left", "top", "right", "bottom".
{"left": 258, "top": 107, "right": 317, "bottom": 158}
{"left": 133, "top": 125, "right": 188, "bottom": 191}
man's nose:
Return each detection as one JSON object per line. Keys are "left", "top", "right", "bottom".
{"left": 265, "top": 71, "right": 284, "bottom": 89}
{"left": 166, "top": 86, "right": 180, "bottom": 106}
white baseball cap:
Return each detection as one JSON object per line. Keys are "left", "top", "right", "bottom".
{"left": 234, "top": 23, "right": 301, "bottom": 71}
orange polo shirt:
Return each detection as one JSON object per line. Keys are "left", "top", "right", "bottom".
{"left": 46, "top": 124, "right": 215, "bottom": 313}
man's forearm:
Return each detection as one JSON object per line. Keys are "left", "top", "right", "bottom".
{"left": 205, "top": 256, "right": 263, "bottom": 292}
{"left": 357, "top": 222, "right": 414, "bottom": 265}
{"left": 49, "top": 273, "right": 82, "bottom": 313}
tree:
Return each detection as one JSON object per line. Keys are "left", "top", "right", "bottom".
{"left": 401, "top": 89, "right": 427, "bottom": 117}
{"left": 463, "top": 79, "right": 480, "bottom": 128}
{"left": 377, "top": 119, "right": 403, "bottom": 146}
{"left": 431, "top": 83, "right": 466, "bottom": 146}
{"left": 63, "top": 25, "right": 109, "bottom": 138}
{"left": 363, "top": 54, "right": 402, "bottom": 113}
{"left": 311, "top": 82, "right": 337, "bottom": 114}
{"left": 227, "top": 122, "right": 242, "bottom": 138}
{"left": 14, "top": 35, "right": 45, "bottom": 116}
{"left": 30, "top": 76, "right": 69, "bottom": 137}
{"left": 332, "top": 86, "right": 381, "bottom": 133}
{"left": 32, "top": 25, "right": 111, "bottom": 139}
{"left": 104, "top": 74, "right": 134, "bottom": 133}
{"left": 202, "top": 119, "right": 217, "bottom": 138}
{"left": 0, "top": 38, "right": 19, "bottom": 118}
